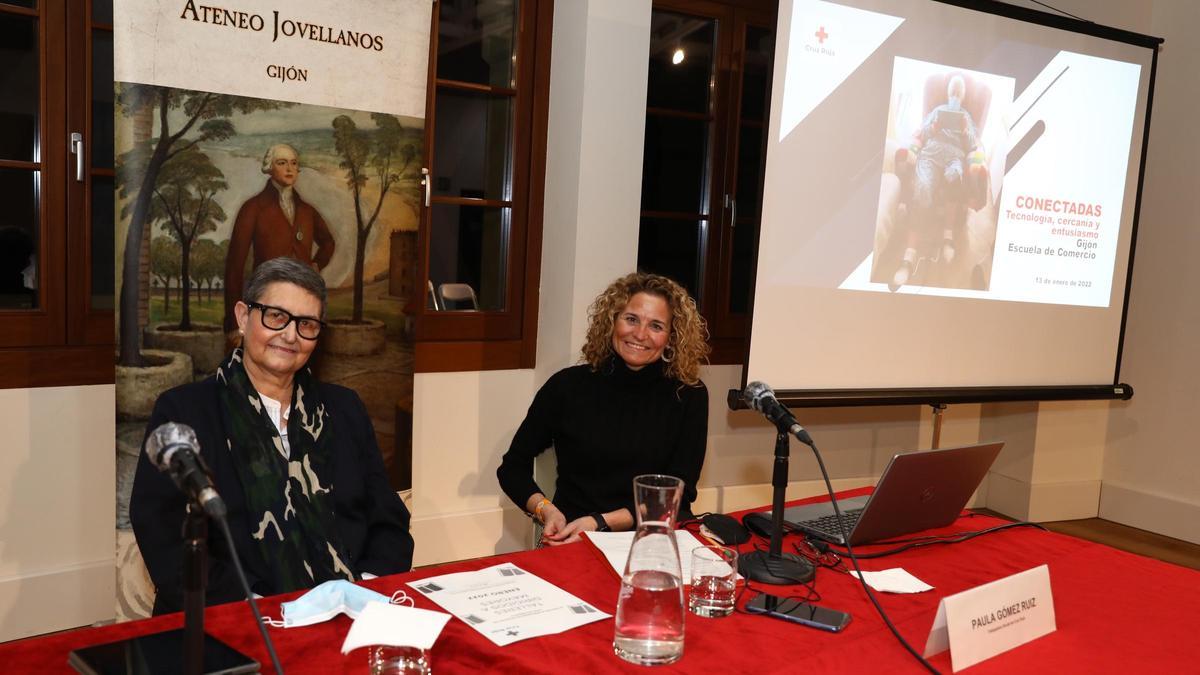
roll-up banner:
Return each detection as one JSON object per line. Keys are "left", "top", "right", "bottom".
{"left": 112, "top": 0, "right": 431, "bottom": 619}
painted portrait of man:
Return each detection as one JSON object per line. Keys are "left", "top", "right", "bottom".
{"left": 223, "top": 143, "right": 336, "bottom": 332}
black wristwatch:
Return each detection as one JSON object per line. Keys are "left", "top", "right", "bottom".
{"left": 590, "top": 512, "right": 611, "bottom": 532}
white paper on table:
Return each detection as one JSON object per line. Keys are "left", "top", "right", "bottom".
{"left": 407, "top": 563, "right": 609, "bottom": 647}
{"left": 849, "top": 568, "right": 934, "bottom": 594}
{"left": 584, "top": 530, "right": 737, "bottom": 582}
{"left": 340, "top": 601, "right": 452, "bottom": 654}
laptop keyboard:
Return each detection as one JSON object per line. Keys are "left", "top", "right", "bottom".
{"left": 801, "top": 508, "right": 864, "bottom": 538}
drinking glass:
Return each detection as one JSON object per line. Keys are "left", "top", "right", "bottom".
{"left": 368, "top": 645, "right": 431, "bottom": 675}
{"left": 688, "top": 545, "right": 738, "bottom": 618}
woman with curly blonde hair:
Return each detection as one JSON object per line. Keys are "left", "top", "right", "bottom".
{"left": 498, "top": 273, "right": 710, "bottom": 544}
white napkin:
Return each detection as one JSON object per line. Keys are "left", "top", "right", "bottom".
{"left": 340, "top": 601, "right": 452, "bottom": 654}
{"left": 849, "top": 568, "right": 934, "bottom": 593}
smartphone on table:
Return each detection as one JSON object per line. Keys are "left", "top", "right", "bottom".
{"left": 745, "top": 593, "right": 851, "bottom": 633}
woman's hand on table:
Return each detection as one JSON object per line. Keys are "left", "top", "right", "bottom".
{"left": 543, "top": 515, "right": 599, "bottom": 545}
{"left": 538, "top": 503, "right": 568, "bottom": 542}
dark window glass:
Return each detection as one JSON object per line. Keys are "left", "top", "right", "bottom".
{"left": 646, "top": 12, "right": 715, "bottom": 114}
{"left": 729, "top": 219, "right": 758, "bottom": 314}
{"left": 428, "top": 204, "right": 508, "bottom": 311}
{"left": 437, "top": 0, "right": 517, "bottom": 88}
{"left": 0, "top": 168, "right": 39, "bottom": 309}
{"left": 433, "top": 90, "right": 513, "bottom": 201}
{"left": 740, "top": 26, "right": 773, "bottom": 122}
{"left": 736, "top": 123, "right": 763, "bottom": 218}
{"left": 1, "top": 1, "right": 36, "bottom": 8}
{"left": 641, "top": 114, "right": 708, "bottom": 213}
{"left": 92, "top": 30, "right": 114, "bottom": 169}
{"left": 0, "top": 13, "right": 39, "bottom": 162}
{"left": 637, "top": 217, "right": 703, "bottom": 298}
{"left": 93, "top": 0, "right": 113, "bottom": 24}
{"left": 91, "top": 174, "right": 115, "bottom": 310}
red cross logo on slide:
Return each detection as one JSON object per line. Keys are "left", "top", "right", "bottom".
{"left": 815, "top": 26, "right": 829, "bottom": 44}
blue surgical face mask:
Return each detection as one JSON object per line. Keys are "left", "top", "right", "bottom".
{"left": 947, "top": 95, "right": 962, "bottom": 111}
{"left": 262, "top": 580, "right": 413, "bottom": 628}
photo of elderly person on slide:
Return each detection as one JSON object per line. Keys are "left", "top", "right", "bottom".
{"left": 872, "top": 60, "right": 1012, "bottom": 294}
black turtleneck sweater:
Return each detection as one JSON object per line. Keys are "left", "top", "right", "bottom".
{"left": 497, "top": 358, "right": 709, "bottom": 523}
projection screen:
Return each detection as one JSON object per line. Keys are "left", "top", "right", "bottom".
{"left": 744, "top": 0, "right": 1161, "bottom": 404}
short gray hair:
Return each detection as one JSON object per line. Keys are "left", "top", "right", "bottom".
{"left": 243, "top": 257, "right": 327, "bottom": 318}
{"left": 261, "top": 143, "right": 299, "bottom": 174}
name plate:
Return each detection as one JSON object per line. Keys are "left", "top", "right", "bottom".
{"left": 924, "top": 564, "right": 1056, "bottom": 671}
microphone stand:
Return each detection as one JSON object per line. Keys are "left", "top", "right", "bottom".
{"left": 183, "top": 503, "right": 208, "bottom": 675}
{"left": 738, "top": 431, "right": 815, "bottom": 585}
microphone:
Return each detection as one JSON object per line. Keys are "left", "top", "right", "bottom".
{"left": 145, "top": 422, "right": 227, "bottom": 518}
{"left": 741, "top": 382, "right": 814, "bottom": 446}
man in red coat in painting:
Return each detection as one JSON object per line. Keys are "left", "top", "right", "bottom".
{"left": 223, "top": 143, "right": 336, "bottom": 332}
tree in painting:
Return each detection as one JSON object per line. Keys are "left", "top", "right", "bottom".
{"left": 332, "top": 113, "right": 418, "bottom": 322}
{"left": 140, "top": 146, "right": 227, "bottom": 330}
{"left": 150, "top": 236, "right": 181, "bottom": 313}
{"left": 116, "top": 85, "right": 291, "bottom": 365}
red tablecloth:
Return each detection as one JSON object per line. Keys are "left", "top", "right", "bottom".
{"left": 4, "top": 488, "right": 1199, "bottom": 673}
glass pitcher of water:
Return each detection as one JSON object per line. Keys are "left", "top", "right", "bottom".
{"left": 613, "top": 474, "right": 685, "bottom": 666}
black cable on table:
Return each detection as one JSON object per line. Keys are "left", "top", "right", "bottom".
{"left": 215, "top": 516, "right": 286, "bottom": 674}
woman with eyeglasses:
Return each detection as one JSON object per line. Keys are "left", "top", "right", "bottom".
{"left": 130, "top": 256, "right": 414, "bottom": 615}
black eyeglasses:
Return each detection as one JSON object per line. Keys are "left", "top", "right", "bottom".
{"left": 246, "top": 302, "right": 325, "bottom": 340}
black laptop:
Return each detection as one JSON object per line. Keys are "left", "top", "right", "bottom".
{"left": 769, "top": 441, "right": 1004, "bottom": 546}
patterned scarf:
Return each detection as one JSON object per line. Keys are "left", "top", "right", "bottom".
{"left": 216, "top": 348, "right": 355, "bottom": 593}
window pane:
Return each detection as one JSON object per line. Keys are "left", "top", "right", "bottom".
{"left": 0, "top": 168, "right": 38, "bottom": 309}
{"left": 437, "top": 0, "right": 516, "bottom": 88}
{"left": 433, "top": 89, "right": 513, "bottom": 202}
{"left": 729, "top": 219, "right": 758, "bottom": 314}
{"left": 93, "top": 0, "right": 113, "bottom": 24}
{"left": 740, "top": 26, "right": 773, "bottom": 122}
{"left": 736, "top": 123, "right": 764, "bottom": 219}
{"left": 641, "top": 114, "right": 708, "bottom": 213}
{"left": 637, "top": 217, "right": 702, "bottom": 299}
{"left": 428, "top": 204, "right": 508, "bottom": 311}
{"left": 91, "top": 174, "right": 115, "bottom": 310}
{"left": 646, "top": 12, "right": 715, "bottom": 114}
{"left": 92, "top": 30, "right": 114, "bottom": 169}
{"left": 0, "top": 13, "right": 39, "bottom": 162}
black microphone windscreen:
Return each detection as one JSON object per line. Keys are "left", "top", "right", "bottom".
{"left": 144, "top": 422, "right": 199, "bottom": 471}
{"left": 742, "top": 381, "right": 774, "bottom": 412}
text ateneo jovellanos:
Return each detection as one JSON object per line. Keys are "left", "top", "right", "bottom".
{"left": 178, "top": 0, "right": 384, "bottom": 82}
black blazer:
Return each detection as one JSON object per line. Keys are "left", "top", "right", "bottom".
{"left": 130, "top": 377, "right": 414, "bottom": 615}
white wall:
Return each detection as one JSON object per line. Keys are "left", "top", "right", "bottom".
{"left": 0, "top": 385, "right": 116, "bottom": 642}
{"left": 1100, "top": 0, "right": 1200, "bottom": 543}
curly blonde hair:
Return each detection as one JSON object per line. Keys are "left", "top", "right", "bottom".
{"left": 581, "top": 273, "right": 710, "bottom": 385}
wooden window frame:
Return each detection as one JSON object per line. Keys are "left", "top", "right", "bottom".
{"left": 0, "top": 1, "right": 114, "bottom": 389}
{"left": 412, "top": 0, "right": 553, "bottom": 373}
{"left": 645, "top": 0, "right": 776, "bottom": 366}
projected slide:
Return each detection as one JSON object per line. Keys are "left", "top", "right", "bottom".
{"left": 747, "top": 0, "right": 1156, "bottom": 391}
{"left": 771, "top": 2, "right": 1141, "bottom": 307}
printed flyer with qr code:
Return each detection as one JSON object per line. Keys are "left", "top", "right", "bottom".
{"left": 408, "top": 563, "right": 609, "bottom": 646}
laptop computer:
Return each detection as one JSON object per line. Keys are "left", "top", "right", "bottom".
{"left": 769, "top": 441, "right": 1004, "bottom": 546}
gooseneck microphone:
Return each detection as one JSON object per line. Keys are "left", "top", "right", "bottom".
{"left": 144, "top": 422, "right": 227, "bottom": 518}
{"left": 741, "top": 382, "right": 814, "bottom": 446}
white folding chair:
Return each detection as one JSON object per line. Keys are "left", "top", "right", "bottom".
{"left": 438, "top": 283, "right": 479, "bottom": 310}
